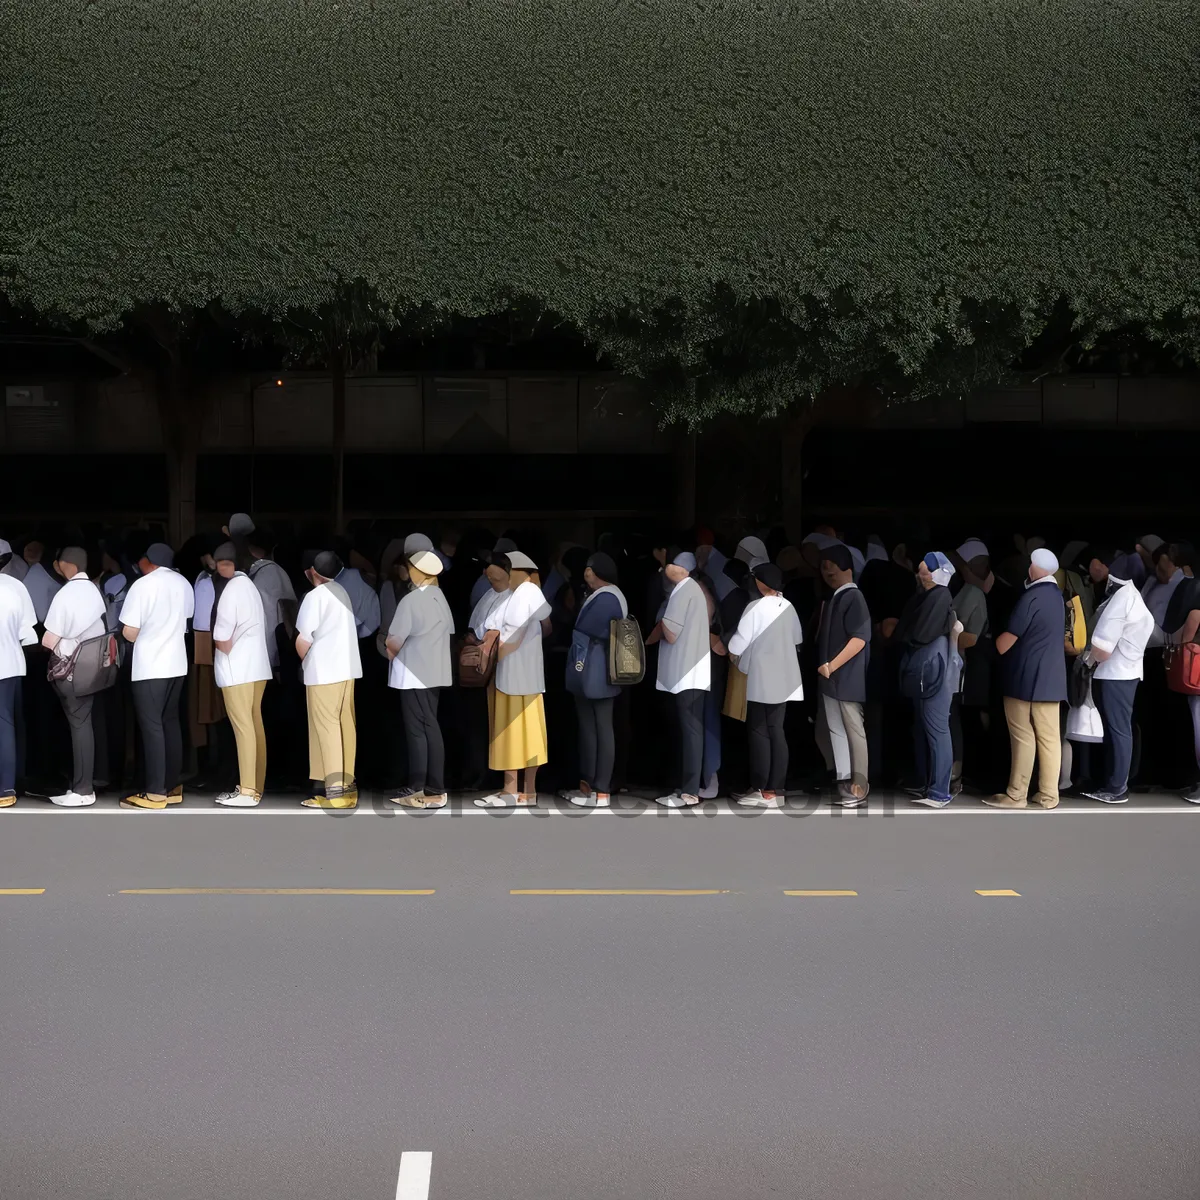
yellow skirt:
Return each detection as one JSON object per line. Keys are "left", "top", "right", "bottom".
{"left": 488, "top": 685, "right": 549, "bottom": 770}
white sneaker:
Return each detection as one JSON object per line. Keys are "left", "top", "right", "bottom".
{"left": 215, "top": 790, "right": 260, "bottom": 808}
{"left": 474, "top": 792, "right": 534, "bottom": 808}
{"left": 733, "top": 790, "right": 782, "bottom": 808}
{"left": 421, "top": 793, "right": 449, "bottom": 809}
{"left": 51, "top": 791, "right": 96, "bottom": 807}
{"left": 655, "top": 792, "right": 700, "bottom": 808}
{"left": 569, "top": 792, "right": 611, "bottom": 808}
{"left": 699, "top": 773, "right": 720, "bottom": 800}
{"left": 558, "top": 789, "right": 587, "bottom": 802}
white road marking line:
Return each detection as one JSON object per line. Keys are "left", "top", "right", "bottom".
{"left": 1, "top": 804, "right": 1195, "bottom": 815}
{"left": 396, "top": 1150, "right": 432, "bottom": 1200}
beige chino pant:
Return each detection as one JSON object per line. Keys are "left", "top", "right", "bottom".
{"left": 306, "top": 680, "right": 357, "bottom": 797}
{"left": 221, "top": 680, "right": 267, "bottom": 798}
{"left": 1003, "top": 697, "right": 1061, "bottom": 804}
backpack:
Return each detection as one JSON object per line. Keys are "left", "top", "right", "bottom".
{"left": 608, "top": 616, "right": 645, "bottom": 686}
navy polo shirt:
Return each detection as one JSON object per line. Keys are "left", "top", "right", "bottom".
{"left": 1002, "top": 578, "right": 1068, "bottom": 703}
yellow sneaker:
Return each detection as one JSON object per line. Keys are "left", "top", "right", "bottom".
{"left": 120, "top": 793, "right": 168, "bottom": 810}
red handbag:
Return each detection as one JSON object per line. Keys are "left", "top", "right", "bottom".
{"left": 1165, "top": 641, "right": 1200, "bottom": 695}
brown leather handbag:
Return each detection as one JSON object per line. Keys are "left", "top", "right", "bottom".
{"left": 457, "top": 633, "right": 496, "bottom": 687}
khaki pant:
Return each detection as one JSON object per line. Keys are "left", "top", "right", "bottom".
{"left": 222, "top": 680, "right": 267, "bottom": 798}
{"left": 1003, "top": 696, "right": 1061, "bottom": 803}
{"left": 816, "top": 694, "right": 869, "bottom": 791}
{"left": 306, "top": 680, "right": 357, "bottom": 796}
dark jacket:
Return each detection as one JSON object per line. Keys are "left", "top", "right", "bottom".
{"left": 1002, "top": 579, "right": 1068, "bottom": 703}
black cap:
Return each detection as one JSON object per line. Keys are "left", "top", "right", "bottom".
{"left": 313, "top": 551, "right": 343, "bottom": 579}
{"left": 753, "top": 563, "right": 783, "bottom": 592}
{"left": 586, "top": 551, "right": 618, "bottom": 584}
{"left": 214, "top": 542, "right": 237, "bottom": 564}
{"left": 820, "top": 543, "right": 854, "bottom": 573}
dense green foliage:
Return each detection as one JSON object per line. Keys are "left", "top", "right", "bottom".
{"left": 3, "top": 0, "right": 1197, "bottom": 419}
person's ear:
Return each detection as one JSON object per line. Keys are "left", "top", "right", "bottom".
{"left": 222, "top": 525, "right": 230, "bottom": 537}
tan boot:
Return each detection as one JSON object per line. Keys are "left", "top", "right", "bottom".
{"left": 982, "top": 793, "right": 1028, "bottom": 809}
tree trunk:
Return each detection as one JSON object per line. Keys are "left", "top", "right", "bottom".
{"left": 332, "top": 352, "right": 346, "bottom": 535}
{"left": 155, "top": 339, "right": 198, "bottom": 547}
{"left": 781, "top": 406, "right": 814, "bottom": 543}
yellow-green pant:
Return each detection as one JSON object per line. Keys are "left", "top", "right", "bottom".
{"left": 222, "top": 680, "right": 268, "bottom": 798}
{"left": 306, "top": 680, "right": 357, "bottom": 793}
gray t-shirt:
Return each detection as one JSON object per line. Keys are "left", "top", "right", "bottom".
{"left": 656, "top": 577, "right": 712, "bottom": 694}
{"left": 817, "top": 584, "right": 872, "bottom": 703}
{"left": 954, "top": 583, "right": 989, "bottom": 638}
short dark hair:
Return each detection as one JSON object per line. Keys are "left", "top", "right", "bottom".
{"left": 821, "top": 543, "right": 854, "bottom": 573}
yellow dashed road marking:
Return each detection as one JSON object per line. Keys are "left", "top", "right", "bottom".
{"left": 0, "top": 888, "right": 44, "bottom": 895}
{"left": 511, "top": 889, "right": 730, "bottom": 896}
{"left": 976, "top": 889, "right": 1021, "bottom": 896}
{"left": 119, "top": 888, "right": 435, "bottom": 895}
{"left": 784, "top": 890, "right": 858, "bottom": 896}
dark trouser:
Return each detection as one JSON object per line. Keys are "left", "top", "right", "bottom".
{"left": 400, "top": 688, "right": 444, "bottom": 794}
{"left": 0, "top": 676, "right": 18, "bottom": 795}
{"left": 53, "top": 680, "right": 95, "bottom": 795}
{"left": 747, "top": 700, "right": 787, "bottom": 792}
{"left": 132, "top": 676, "right": 185, "bottom": 797}
{"left": 1092, "top": 677, "right": 1138, "bottom": 794}
{"left": 574, "top": 694, "right": 616, "bottom": 794}
{"left": 672, "top": 688, "right": 706, "bottom": 797}
{"left": 913, "top": 682, "right": 954, "bottom": 802}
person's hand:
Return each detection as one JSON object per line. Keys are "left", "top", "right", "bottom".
{"left": 881, "top": 617, "right": 899, "bottom": 639}
{"left": 817, "top": 662, "right": 831, "bottom": 679}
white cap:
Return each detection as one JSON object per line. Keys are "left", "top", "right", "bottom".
{"left": 956, "top": 538, "right": 989, "bottom": 562}
{"left": 1031, "top": 547, "right": 1059, "bottom": 573}
{"left": 507, "top": 551, "right": 539, "bottom": 571}
{"left": 673, "top": 551, "right": 698, "bottom": 572}
{"left": 735, "top": 536, "right": 768, "bottom": 565}
{"left": 408, "top": 549, "right": 443, "bottom": 576}
{"left": 404, "top": 533, "right": 434, "bottom": 557}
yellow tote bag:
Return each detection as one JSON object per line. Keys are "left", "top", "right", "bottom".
{"left": 723, "top": 660, "right": 748, "bottom": 722}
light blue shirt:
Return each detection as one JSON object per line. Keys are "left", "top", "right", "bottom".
{"left": 335, "top": 567, "right": 381, "bottom": 639}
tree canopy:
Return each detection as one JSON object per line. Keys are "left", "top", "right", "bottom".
{"left": 3, "top": 0, "right": 1197, "bottom": 420}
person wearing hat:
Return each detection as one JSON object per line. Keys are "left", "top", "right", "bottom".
{"left": 1080, "top": 548, "right": 1156, "bottom": 803}
{"left": 470, "top": 536, "right": 520, "bottom": 612}
{"left": 294, "top": 551, "right": 363, "bottom": 808}
{"left": 647, "top": 551, "right": 712, "bottom": 807}
{"left": 39, "top": 546, "right": 106, "bottom": 806}
{"left": 893, "top": 551, "right": 961, "bottom": 807}
{"left": 476, "top": 551, "right": 552, "bottom": 807}
{"left": 726, "top": 562, "right": 803, "bottom": 807}
{"left": 189, "top": 534, "right": 230, "bottom": 783}
{"left": 384, "top": 548, "right": 454, "bottom": 809}
{"left": 210, "top": 542, "right": 272, "bottom": 806}
{"left": 0, "top": 541, "right": 37, "bottom": 807}
{"left": 984, "top": 548, "right": 1068, "bottom": 809}
{"left": 813, "top": 544, "right": 872, "bottom": 806}
{"left": 562, "top": 551, "right": 628, "bottom": 808}
{"left": 118, "top": 542, "right": 195, "bottom": 809}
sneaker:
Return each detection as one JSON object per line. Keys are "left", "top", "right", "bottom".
{"left": 559, "top": 783, "right": 591, "bottom": 802}
{"left": 910, "top": 793, "right": 952, "bottom": 809}
{"left": 215, "top": 790, "right": 260, "bottom": 808}
{"left": 569, "top": 792, "right": 610, "bottom": 808}
{"left": 166, "top": 786, "right": 184, "bottom": 806}
{"left": 835, "top": 782, "right": 869, "bottom": 808}
{"left": 734, "top": 790, "right": 782, "bottom": 808}
{"left": 699, "top": 774, "right": 720, "bottom": 800}
{"left": 51, "top": 791, "right": 96, "bottom": 807}
{"left": 1181, "top": 786, "right": 1200, "bottom": 805}
{"left": 388, "top": 787, "right": 426, "bottom": 806}
{"left": 1082, "top": 789, "right": 1129, "bottom": 805}
{"left": 421, "top": 793, "right": 449, "bottom": 809}
{"left": 0, "top": 794, "right": 16, "bottom": 808}
{"left": 655, "top": 792, "right": 699, "bottom": 808}
{"left": 120, "top": 793, "right": 167, "bottom": 810}
{"left": 982, "top": 793, "right": 1028, "bottom": 809}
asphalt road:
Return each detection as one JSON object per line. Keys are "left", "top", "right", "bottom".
{"left": 1, "top": 794, "right": 1198, "bottom": 1200}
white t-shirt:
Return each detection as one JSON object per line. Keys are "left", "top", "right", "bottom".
{"left": 727, "top": 594, "right": 804, "bottom": 704}
{"left": 469, "top": 587, "right": 507, "bottom": 640}
{"left": 44, "top": 575, "right": 107, "bottom": 657}
{"left": 212, "top": 573, "right": 272, "bottom": 689}
{"left": 656, "top": 576, "right": 712, "bottom": 694}
{"left": 248, "top": 558, "right": 297, "bottom": 669}
{"left": 119, "top": 567, "right": 195, "bottom": 681}
{"left": 0, "top": 575, "right": 38, "bottom": 679}
{"left": 487, "top": 581, "right": 552, "bottom": 696}
{"left": 192, "top": 573, "right": 216, "bottom": 633}
{"left": 1091, "top": 578, "right": 1156, "bottom": 681}
{"left": 387, "top": 585, "right": 454, "bottom": 690}
{"left": 296, "top": 581, "right": 363, "bottom": 686}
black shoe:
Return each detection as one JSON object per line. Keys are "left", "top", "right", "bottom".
{"left": 1082, "top": 788, "right": 1129, "bottom": 805}
{"left": 1182, "top": 785, "right": 1200, "bottom": 805}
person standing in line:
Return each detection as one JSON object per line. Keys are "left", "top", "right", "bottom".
{"left": 648, "top": 551, "right": 712, "bottom": 808}
{"left": 385, "top": 548, "right": 454, "bottom": 809}
{"left": 727, "top": 562, "right": 803, "bottom": 808}
{"left": 476, "top": 551, "right": 553, "bottom": 808}
{"left": 0, "top": 541, "right": 38, "bottom": 807}
{"left": 41, "top": 546, "right": 106, "bottom": 807}
{"left": 1166, "top": 562, "right": 1200, "bottom": 803}
{"left": 462, "top": 552, "right": 512, "bottom": 791}
{"left": 563, "top": 551, "right": 627, "bottom": 809}
{"left": 813, "top": 544, "right": 872, "bottom": 807}
{"left": 211, "top": 542, "right": 272, "bottom": 807}
{"left": 895, "top": 552, "right": 961, "bottom": 808}
{"left": 119, "top": 542, "right": 194, "bottom": 810}
{"left": 1081, "top": 550, "right": 1156, "bottom": 804}
{"left": 19, "top": 536, "right": 62, "bottom": 624}
{"left": 295, "top": 551, "right": 363, "bottom": 809}
{"left": 984, "top": 547, "right": 1068, "bottom": 809}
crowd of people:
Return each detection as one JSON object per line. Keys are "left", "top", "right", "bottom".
{"left": 0, "top": 515, "right": 1197, "bottom": 812}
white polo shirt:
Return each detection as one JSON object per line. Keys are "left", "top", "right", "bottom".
{"left": 212, "top": 573, "right": 272, "bottom": 689}
{"left": 727, "top": 594, "right": 804, "bottom": 704}
{"left": 44, "top": 575, "right": 107, "bottom": 657}
{"left": 1091, "top": 577, "right": 1156, "bottom": 681}
{"left": 0, "top": 575, "right": 38, "bottom": 679}
{"left": 119, "top": 566, "right": 195, "bottom": 681}
{"left": 656, "top": 576, "right": 712, "bottom": 694}
{"left": 487, "top": 581, "right": 552, "bottom": 696}
{"left": 387, "top": 584, "right": 454, "bottom": 690}
{"left": 296, "top": 581, "right": 362, "bottom": 686}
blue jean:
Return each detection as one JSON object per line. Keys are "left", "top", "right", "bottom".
{"left": 912, "top": 681, "right": 954, "bottom": 802}
{"left": 702, "top": 678, "right": 722, "bottom": 786}
{"left": 0, "top": 676, "right": 19, "bottom": 796}
{"left": 1093, "top": 677, "right": 1138, "bottom": 794}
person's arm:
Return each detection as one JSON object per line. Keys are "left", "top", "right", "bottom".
{"left": 1089, "top": 600, "right": 1121, "bottom": 663}
{"left": 294, "top": 592, "right": 316, "bottom": 661}
{"left": 996, "top": 589, "right": 1032, "bottom": 655}
{"left": 42, "top": 630, "right": 61, "bottom": 652}
{"left": 995, "top": 632, "right": 1018, "bottom": 655}
{"left": 1176, "top": 609, "right": 1200, "bottom": 645}
{"left": 212, "top": 593, "right": 237, "bottom": 656}
{"left": 295, "top": 635, "right": 312, "bottom": 660}
{"left": 123, "top": 625, "right": 140, "bottom": 643}
{"left": 385, "top": 598, "right": 412, "bottom": 661}
{"left": 819, "top": 636, "right": 866, "bottom": 678}
{"left": 646, "top": 622, "right": 664, "bottom": 645}
{"left": 958, "top": 631, "right": 979, "bottom": 650}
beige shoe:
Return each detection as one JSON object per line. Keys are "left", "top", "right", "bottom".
{"left": 0, "top": 794, "right": 16, "bottom": 808}
{"left": 982, "top": 793, "right": 1028, "bottom": 809}
{"left": 120, "top": 793, "right": 168, "bottom": 810}
{"left": 166, "top": 786, "right": 184, "bottom": 805}
{"left": 1031, "top": 793, "right": 1060, "bottom": 809}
